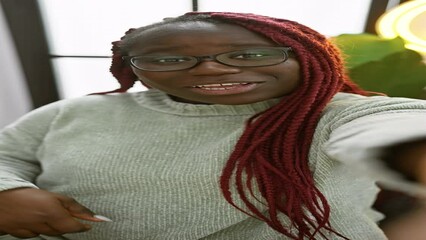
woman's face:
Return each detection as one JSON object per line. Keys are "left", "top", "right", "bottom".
{"left": 128, "top": 22, "right": 301, "bottom": 105}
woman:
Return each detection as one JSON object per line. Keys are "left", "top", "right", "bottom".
{"left": 0, "top": 12, "right": 425, "bottom": 240}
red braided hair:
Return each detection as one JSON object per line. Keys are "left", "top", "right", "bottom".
{"left": 91, "top": 28, "right": 138, "bottom": 94}
{"left": 108, "top": 12, "right": 366, "bottom": 239}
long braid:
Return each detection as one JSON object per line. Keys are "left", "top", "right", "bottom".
{"left": 205, "top": 12, "right": 363, "bottom": 239}
{"left": 108, "top": 12, "right": 366, "bottom": 239}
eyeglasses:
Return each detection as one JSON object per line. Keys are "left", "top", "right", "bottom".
{"left": 123, "top": 47, "right": 293, "bottom": 72}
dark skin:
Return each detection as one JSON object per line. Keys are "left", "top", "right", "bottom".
{"left": 383, "top": 139, "right": 426, "bottom": 184}
{"left": 128, "top": 22, "right": 301, "bottom": 105}
{"left": 380, "top": 139, "right": 426, "bottom": 239}
{"left": 0, "top": 21, "right": 424, "bottom": 238}
{"left": 0, "top": 188, "right": 104, "bottom": 238}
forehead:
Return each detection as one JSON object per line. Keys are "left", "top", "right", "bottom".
{"left": 129, "top": 22, "right": 277, "bottom": 54}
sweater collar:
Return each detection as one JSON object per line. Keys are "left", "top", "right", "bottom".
{"left": 131, "top": 89, "right": 282, "bottom": 116}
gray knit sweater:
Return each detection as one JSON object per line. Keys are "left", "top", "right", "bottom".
{"left": 0, "top": 89, "right": 426, "bottom": 240}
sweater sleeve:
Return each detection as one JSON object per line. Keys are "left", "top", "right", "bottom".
{"left": 326, "top": 111, "right": 426, "bottom": 164}
{"left": 324, "top": 96, "right": 426, "bottom": 197}
{"left": 0, "top": 102, "right": 61, "bottom": 191}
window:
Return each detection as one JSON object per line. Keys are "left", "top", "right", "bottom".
{"left": 38, "top": 0, "right": 372, "bottom": 98}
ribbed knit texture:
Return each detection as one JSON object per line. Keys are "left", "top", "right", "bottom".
{"left": 0, "top": 89, "right": 425, "bottom": 240}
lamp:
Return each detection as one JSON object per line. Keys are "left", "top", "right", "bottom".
{"left": 376, "top": 0, "right": 426, "bottom": 54}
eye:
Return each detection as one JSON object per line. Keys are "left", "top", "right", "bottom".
{"left": 229, "top": 50, "right": 276, "bottom": 60}
{"left": 233, "top": 53, "right": 266, "bottom": 59}
{"left": 150, "top": 56, "right": 192, "bottom": 64}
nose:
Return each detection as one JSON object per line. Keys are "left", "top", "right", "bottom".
{"left": 187, "top": 60, "right": 241, "bottom": 75}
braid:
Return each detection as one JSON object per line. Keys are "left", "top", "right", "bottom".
{"left": 108, "top": 12, "right": 367, "bottom": 239}
{"left": 109, "top": 28, "right": 138, "bottom": 92}
{"left": 200, "top": 12, "right": 365, "bottom": 239}
{"left": 91, "top": 28, "right": 138, "bottom": 95}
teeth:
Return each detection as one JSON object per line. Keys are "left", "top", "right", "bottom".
{"left": 204, "top": 87, "right": 228, "bottom": 90}
{"left": 199, "top": 84, "right": 222, "bottom": 87}
{"left": 194, "top": 83, "right": 249, "bottom": 88}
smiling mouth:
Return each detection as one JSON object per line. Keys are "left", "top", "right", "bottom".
{"left": 191, "top": 82, "right": 252, "bottom": 90}
{"left": 188, "top": 82, "right": 261, "bottom": 95}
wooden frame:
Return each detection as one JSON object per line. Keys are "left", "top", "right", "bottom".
{"left": 1, "top": 0, "right": 59, "bottom": 108}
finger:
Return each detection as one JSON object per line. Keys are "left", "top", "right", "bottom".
{"left": 9, "top": 229, "right": 39, "bottom": 238}
{"left": 27, "top": 223, "right": 65, "bottom": 236}
{"left": 44, "top": 207, "right": 92, "bottom": 234}
{"left": 56, "top": 196, "right": 101, "bottom": 222}
{"left": 47, "top": 218, "right": 92, "bottom": 234}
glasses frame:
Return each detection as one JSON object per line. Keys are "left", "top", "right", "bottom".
{"left": 122, "top": 47, "right": 293, "bottom": 72}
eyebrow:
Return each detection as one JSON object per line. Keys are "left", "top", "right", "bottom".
{"left": 137, "top": 43, "right": 279, "bottom": 55}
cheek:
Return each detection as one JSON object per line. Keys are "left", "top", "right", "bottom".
{"left": 133, "top": 73, "right": 153, "bottom": 88}
{"left": 287, "top": 68, "right": 301, "bottom": 88}
{"left": 132, "top": 69, "right": 167, "bottom": 88}
{"left": 132, "top": 68, "right": 183, "bottom": 82}
{"left": 130, "top": 70, "right": 160, "bottom": 89}
{"left": 285, "top": 61, "right": 301, "bottom": 85}
{"left": 271, "top": 61, "right": 301, "bottom": 88}
{"left": 132, "top": 68, "right": 150, "bottom": 81}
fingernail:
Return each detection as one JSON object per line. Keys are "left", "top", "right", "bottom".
{"left": 94, "top": 215, "right": 113, "bottom": 222}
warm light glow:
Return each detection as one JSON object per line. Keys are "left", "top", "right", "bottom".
{"left": 377, "top": 0, "right": 426, "bottom": 53}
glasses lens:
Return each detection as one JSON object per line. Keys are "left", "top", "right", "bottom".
{"left": 217, "top": 48, "right": 288, "bottom": 67}
{"left": 131, "top": 56, "right": 196, "bottom": 71}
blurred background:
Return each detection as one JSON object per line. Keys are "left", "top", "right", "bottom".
{"left": 0, "top": 1, "right": 426, "bottom": 239}
{"left": 0, "top": 0, "right": 425, "bottom": 128}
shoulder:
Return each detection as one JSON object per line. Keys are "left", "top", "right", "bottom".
{"left": 3, "top": 92, "right": 142, "bottom": 129}
{"left": 316, "top": 93, "right": 426, "bottom": 133}
{"left": 327, "top": 92, "right": 426, "bottom": 111}
{"left": 322, "top": 94, "right": 426, "bottom": 178}
{"left": 324, "top": 93, "right": 425, "bottom": 119}
{"left": 54, "top": 92, "right": 137, "bottom": 108}
{"left": 32, "top": 91, "right": 146, "bottom": 115}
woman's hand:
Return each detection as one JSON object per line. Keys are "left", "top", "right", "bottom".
{"left": 383, "top": 139, "right": 426, "bottom": 184}
{"left": 380, "top": 139, "right": 426, "bottom": 239}
{"left": 0, "top": 188, "right": 105, "bottom": 238}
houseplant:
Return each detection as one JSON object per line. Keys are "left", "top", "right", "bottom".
{"left": 332, "top": 34, "right": 426, "bottom": 99}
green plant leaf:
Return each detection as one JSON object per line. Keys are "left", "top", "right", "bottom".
{"left": 332, "top": 34, "right": 406, "bottom": 69}
{"left": 349, "top": 50, "right": 426, "bottom": 99}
